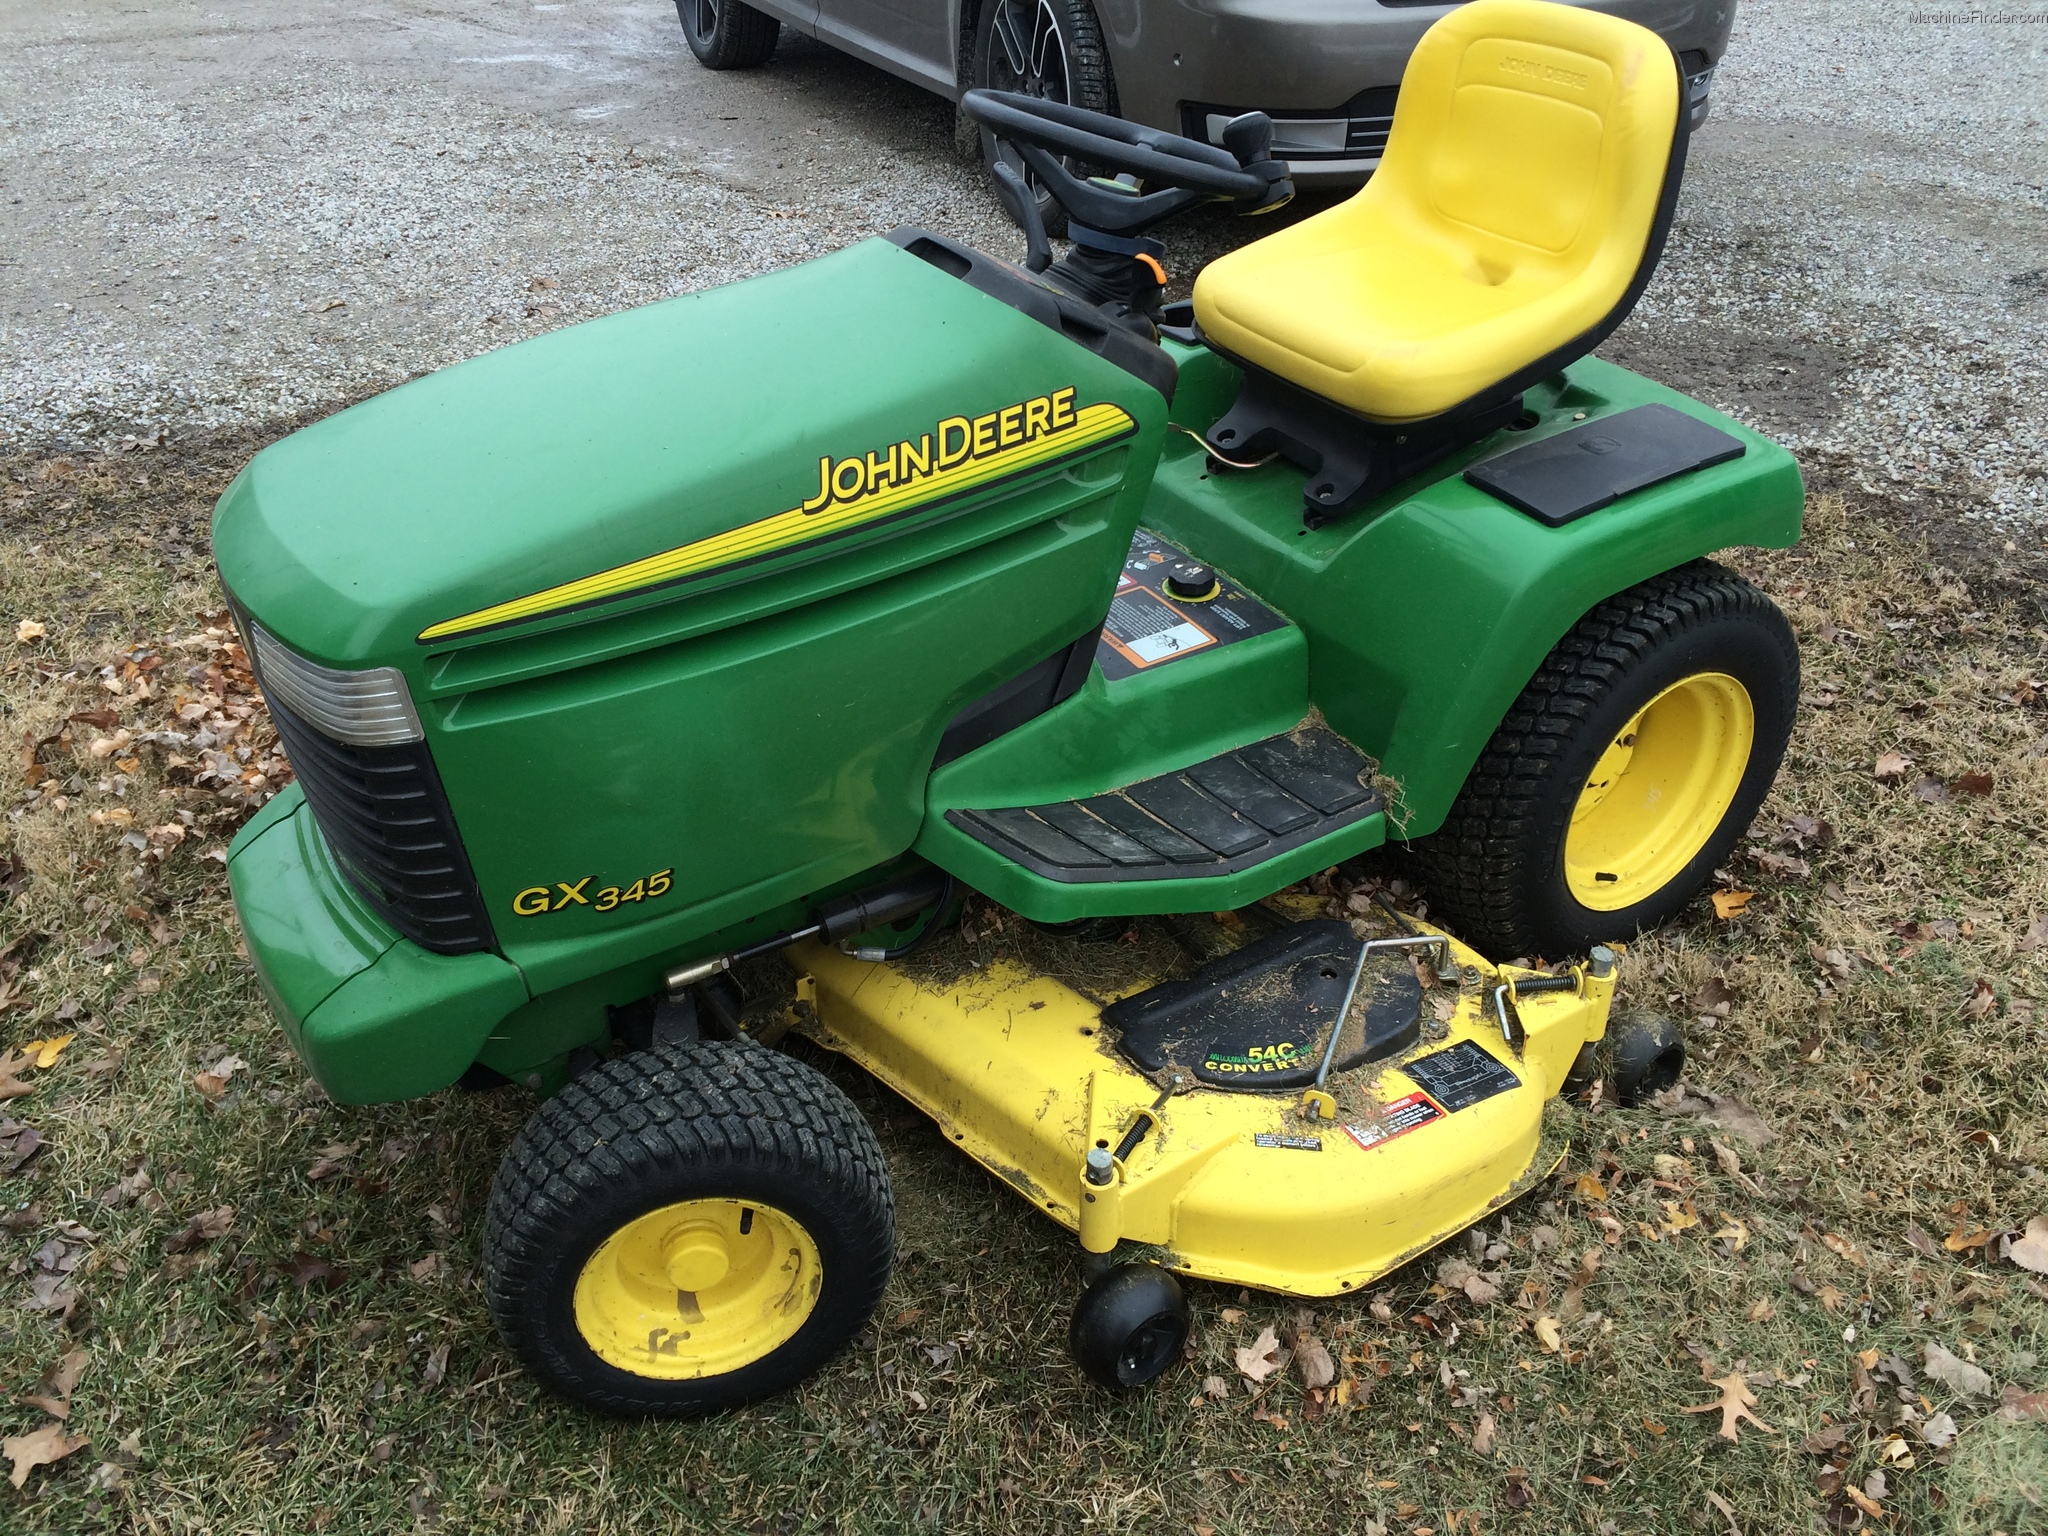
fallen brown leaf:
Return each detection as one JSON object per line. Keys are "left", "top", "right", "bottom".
{"left": 15, "top": 620, "right": 47, "bottom": 645}
{"left": 1953, "top": 770, "right": 1995, "bottom": 796}
{"left": 1295, "top": 1334, "right": 1335, "bottom": 1390}
{"left": 1923, "top": 1342, "right": 1993, "bottom": 1397}
{"left": 2008, "top": 1216, "right": 2048, "bottom": 1273}
{"left": 192, "top": 1054, "right": 248, "bottom": 1099}
{"left": 1533, "top": 1316, "right": 1563, "bottom": 1353}
{"left": 0, "top": 1050, "right": 35, "bottom": 1101}
{"left": 281, "top": 1252, "right": 345, "bottom": 1291}
{"left": 1682, "top": 1371, "right": 1775, "bottom": 1442}
{"left": 1711, "top": 890, "right": 1754, "bottom": 920}
{"left": 1234, "top": 1324, "right": 1284, "bottom": 1385}
{"left": 20, "top": 1348, "right": 89, "bottom": 1419}
{"left": 4, "top": 1420, "right": 88, "bottom": 1488}
{"left": 163, "top": 1204, "right": 235, "bottom": 1255}
{"left": 1874, "top": 751, "right": 1912, "bottom": 782}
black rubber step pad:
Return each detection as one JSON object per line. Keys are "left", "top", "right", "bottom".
{"left": 1034, "top": 801, "right": 1158, "bottom": 866}
{"left": 1182, "top": 755, "right": 1318, "bottom": 835}
{"left": 1081, "top": 794, "right": 1216, "bottom": 865}
{"left": 944, "top": 723, "right": 1382, "bottom": 885}
{"left": 1236, "top": 734, "right": 1375, "bottom": 816}
{"left": 1125, "top": 775, "right": 1268, "bottom": 857}
{"left": 960, "top": 807, "right": 1110, "bottom": 868}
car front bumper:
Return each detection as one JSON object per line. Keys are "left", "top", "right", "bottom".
{"left": 1100, "top": 0, "right": 1728, "bottom": 188}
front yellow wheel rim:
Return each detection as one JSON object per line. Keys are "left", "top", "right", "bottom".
{"left": 1564, "top": 672, "right": 1754, "bottom": 911}
{"left": 573, "top": 1198, "right": 821, "bottom": 1380}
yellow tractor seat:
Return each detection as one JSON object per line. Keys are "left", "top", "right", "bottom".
{"left": 1193, "top": 0, "right": 1683, "bottom": 427}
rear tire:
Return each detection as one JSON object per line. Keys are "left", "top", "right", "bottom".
{"left": 483, "top": 1039, "right": 893, "bottom": 1416}
{"left": 675, "top": 0, "right": 780, "bottom": 70}
{"left": 1413, "top": 561, "right": 1798, "bottom": 958}
{"left": 970, "top": 0, "right": 1118, "bottom": 237}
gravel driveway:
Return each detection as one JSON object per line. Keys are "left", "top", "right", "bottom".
{"left": 3, "top": 0, "right": 2044, "bottom": 533}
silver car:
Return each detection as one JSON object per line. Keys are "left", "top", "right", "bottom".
{"left": 674, "top": 0, "right": 1731, "bottom": 188}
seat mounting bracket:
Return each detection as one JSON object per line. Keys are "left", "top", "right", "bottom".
{"left": 1205, "top": 363, "right": 1525, "bottom": 528}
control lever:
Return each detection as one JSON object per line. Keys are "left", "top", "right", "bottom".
{"left": 990, "top": 160, "right": 1053, "bottom": 274}
{"left": 1220, "top": 111, "right": 1273, "bottom": 168}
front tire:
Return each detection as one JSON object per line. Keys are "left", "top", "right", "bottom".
{"left": 675, "top": 0, "right": 780, "bottom": 70}
{"left": 483, "top": 1040, "right": 893, "bottom": 1416}
{"left": 970, "top": 0, "right": 1118, "bottom": 236}
{"left": 1414, "top": 561, "right": 1798, "bottom": 958}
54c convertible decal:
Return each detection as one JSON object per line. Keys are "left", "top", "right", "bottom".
{"left": 418, "top": 386, "right": 1136, "bottom": 643}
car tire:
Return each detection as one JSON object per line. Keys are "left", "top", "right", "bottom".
{"left": 675, "top": 0, "right": 781, "bottom": 70}
{"left": 1412, "top": 560, "right": 1799, "bottom": 960}
{"left": 970, "top": 0, "right": 1118, "bottom": 236}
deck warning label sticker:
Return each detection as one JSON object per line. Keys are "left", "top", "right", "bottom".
{"left": 1096, "top": 529, "right": 1289, "bottom": 681}
{"left": 1400, "top": 1040, "right": 1521, "bottom": 1113}
{"left": 1342, "top": 1090, "right": 1443, "bottom": 1151}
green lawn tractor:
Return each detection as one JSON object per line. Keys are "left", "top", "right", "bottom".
{"left": 216, "top": 0, "right": 1801, "bottom": 1414}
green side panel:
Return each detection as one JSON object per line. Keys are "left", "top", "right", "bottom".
{"left": 926, "top": 616, "right": 1307, "bottom": 809}
{"left": 226, "top": 788, "right": 529, "bottom": 1103}
{"left": 1150, "top": 348, "right": 1805, "bottom": 838}
{"left": 302, "top": 944, "right": 529, "bottom": 1105}
{"left": 920, "top": 808, "right": 1386, "bottom": 922}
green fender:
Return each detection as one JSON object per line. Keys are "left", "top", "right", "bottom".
{"left": 1146, "top": 349, "right": 1806, "bottom": 838}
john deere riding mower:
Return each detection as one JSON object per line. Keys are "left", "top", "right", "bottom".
{"left": 217, "top": 1, "right": 1800, "bottom": 1412}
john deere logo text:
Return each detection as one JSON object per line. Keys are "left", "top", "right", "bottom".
{"left": 418, "top": 385, "right": 1135, "bottom": 643}
{"left": 801, "top": 386, "right": 1084, "bottom": 517}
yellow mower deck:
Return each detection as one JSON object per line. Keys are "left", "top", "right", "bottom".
{"left": 790, "top": 925, "right": 1613, "bottom": 1296}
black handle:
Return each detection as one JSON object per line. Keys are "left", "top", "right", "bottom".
{"left": 963, "top": 89, "right": 1268, "bottom": 201}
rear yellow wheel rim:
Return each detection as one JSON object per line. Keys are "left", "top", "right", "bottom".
{"left": 572, "top": 1198, "right": 821, "bottom": 1381}
{"left": 1564, "top": 672, "right": 1754, "bottom": 912}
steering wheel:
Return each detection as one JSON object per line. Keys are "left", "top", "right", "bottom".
{"left": 962, "top": 89, "right": 1292, "bottom": 243}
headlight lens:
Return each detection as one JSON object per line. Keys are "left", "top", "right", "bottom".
{"left": 246, "top": 623, "right": 423, "bottom": 747}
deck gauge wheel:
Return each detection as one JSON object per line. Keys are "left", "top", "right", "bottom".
{"left": 483, "top": 1039, "right": 893, "bottom": 1415}
{"left": 1069, "top": 1262, "right": 1190, "bottom": 1389}
{"left": 1608, "top": 1014, "right": 1687, "bottom": 1107}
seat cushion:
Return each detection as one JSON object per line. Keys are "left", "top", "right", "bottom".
{"left": 1193, "top": 0, "right": 1678, "bottom": 424}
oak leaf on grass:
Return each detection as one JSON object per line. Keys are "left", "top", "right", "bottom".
{"left": 1682, "top": 1371, "right": 1776, "bottom": 1442}
{"left": 4, "top": 1421, "right": 88, "bottom": 1489}
{"left": 2007, "top": 1215, "right": 2048, "bottom": 1273}
{"left": 1233, "top": 1324, "right": 1285, "bottom": 1385}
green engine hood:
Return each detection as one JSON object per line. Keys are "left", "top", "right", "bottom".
{"left": 214, "top": 237, "right": 1157, "bottom": 668}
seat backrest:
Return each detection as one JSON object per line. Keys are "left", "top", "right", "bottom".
{"left": 1374, "top": 0, "right": 1680, "bottom": 295}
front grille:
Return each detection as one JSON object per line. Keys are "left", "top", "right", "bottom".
{"left": 1186, "top": 87, "right": 1399, "bottom": 164}
{"left": 267, "top": 693, "right": 497, "bottom": 955}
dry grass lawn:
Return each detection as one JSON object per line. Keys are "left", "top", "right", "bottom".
{"left": 1, "top": 429, "right": 2045, "bottom": 1535}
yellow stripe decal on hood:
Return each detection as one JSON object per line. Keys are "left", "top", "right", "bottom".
{"left": 419, "top": 388, "right": 1136, "bottom": 643}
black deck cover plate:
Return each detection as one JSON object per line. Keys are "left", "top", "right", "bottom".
{"left": 1401, "top": 1039, "right": 1521, "bottom": 1112}
{"left": 1105, "top": 919, "right": 1422, "bottom": 1091}
{"left": 1463, "top": 402, "right": 1746, "bottom": 527}
{"left": 947, "top": 725, "right": 1382, "bottom": 885}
